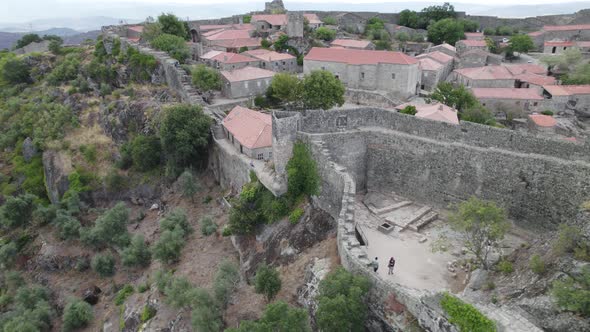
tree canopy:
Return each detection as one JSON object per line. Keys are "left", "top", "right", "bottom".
{"left": 286, "top": 142, "right": 320, "bottom": 201}
{"left": 268, "top": 73, "right": 301, "bottom": 106}
{"left": 429, "top": 82, "right": 478, "bottom": 112}
{"left": 508, "top": 34, "right": 535, "bottom": 54}
{"left": 427, "top": 18, "right": 465, "bottom": 46}
{"left": 192, "top": 64, "right": 221, "bottom": 91}
{"left": 254, "top": 264, "right": 282, "bottom": 302}
{"left": 157, "top": 13, "right": 188, "bottom": 39}
{"left": 398, "top": 2, "right": 457, "bottom": 29}
{"left": 301, "top": 70, "right": 345, "bottom": 110}
{"left": 14, "top": 34, "right": 42, "bottom": 49}
{"left": 150, "top": 33, "right": 189, "bottom": 62}
{"left": 227, "top": 301, "right": 311, "bottom": 332}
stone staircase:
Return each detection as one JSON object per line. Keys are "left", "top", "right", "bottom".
{"left": 476, "top": 303, "right": 543, "bottom": 332}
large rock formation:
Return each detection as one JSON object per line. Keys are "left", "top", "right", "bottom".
{"left": 42, "top": 150, "right": 72, "bottom": 204}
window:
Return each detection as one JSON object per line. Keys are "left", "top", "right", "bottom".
{"left": 321, "top": 66, "right": 325, "bottom": 70}
{"left": 269, "top": 152, "right": 273, "bottom": 158}
{"left": 392, "top": 73, "right": 396, "bottom": 79}
{"left": 257, "top": 153, "right": 264, "bottom": 160}
{"left": 335, "top": 75, "right": 339, "bottom": 80}
{"left": 533, "top": 102, "right": 538, "bottom": 106}
{"left": 282, "top": 61, "right": 286, "bottom": 65}
{"left": 361, "top": 72, "right": 365, "bottom": 80}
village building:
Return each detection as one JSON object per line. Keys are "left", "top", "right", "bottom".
{"left": 395, "top": 102, "right": 459, "bottom": 125}
{"left": 529, "top": 24, "right": 590, "bottom": 50}
{"left": 221, "top": 106, "right": 273, "bottom": 160}
{"left": 334, "top": 12, "right": 367, "bottom": 34}
{"left": 330, "top": 39, "right": 375, "bottom": 50}
{"left": 304, "top": 47, "right": 421, "bottom": 98}
{"left": 417, "top": 51, "right": 454, "bottom": 75}
{"left": 455, "top": 39, "right": 489, "bottom": 54}
{"left": 544, "top": 40, "right": 575, "bottom": 54}
{"left": 464, "top": 32, "right": 484, "bottom": 40}
{"left": 251, "top": 13, "right": 304, "bottom": 37}
{"left": 471, "top": 88, "right": 545, "bottom": 114}
{"left": 220, "top": 66, "right": 276, "bottom": 99}
{"left": 243, "top": 49, "right": 298, "bottom": 73}
{"left": 543, "top": 85, "right": 590, "bottom": 114}
{"left": 190, "top": 23, "right": 255, "bottom": 43}
{"left": 403, "top": 42, "right": 433, "bottom": 56}
{"left": 528, "top": 113, "right": 558, "bottom": 133}
{"left": 199, "top": 51, "right": 261, "bottom": 70}
{"left": 427, "top": 43, "right": 457, "bottom": 57}
{"left": 303, "top": 14, "right": 324, "bottom": 30}
{"left": 456, "top": 49, "right": 502, "bottom": 69}
{"left": 449, "top": 65, "right": 516, "bottom": 88}
{"left": 417, "top": 57, "right": 445, "bottom": 91}
{"left": 126, "top": 25, "right": 143, "bottom": 42}
{"left": 201, "top": 28, "right": 261, "bottom": 53}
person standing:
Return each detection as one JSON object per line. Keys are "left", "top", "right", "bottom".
{"left": 388, "top": 257, "right": 396, "bottom": 275}
{"left": 370, "top": 257, "right": 379, "bottom": 273}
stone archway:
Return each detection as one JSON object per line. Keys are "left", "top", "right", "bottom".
{"left": 190, "top": 29, "right": 200, "bottom": 43}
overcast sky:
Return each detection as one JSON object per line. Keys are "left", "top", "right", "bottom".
{"left": 2, "top": 0, "right": 590, "bottom": 25}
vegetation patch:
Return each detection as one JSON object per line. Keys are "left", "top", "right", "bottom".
{"left": 440, "top": 292, "right": 496, "bottom": 332}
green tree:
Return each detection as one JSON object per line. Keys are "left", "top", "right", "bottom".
{"left": 323, "top": 16, "right": 337, "bottom": 25}
{"left": 54, "top": 210, "right": 81, "bottom": 240}
{"left": 228, "top": 301, "right": 311, "bottom": 332}
{"left": 400, "top": 105, "right": 417, "bottom": 115}
{"left": 461, "top": 104, "right": 497, "bottom": 126}
{"left": 552, "top": 266, "right": 590, "bottom": 317}
{"left": 191, "top": 64, "right": 221, "bottom": 91}
{"left": 365, "top": 17, "right": 387, "bottom": 40}
{"left": 191, "top": 288, "right": 223, "bottom": 332}
{"left": 213, "top": 260, "right": 240, "bottom": 307}
{"left": 243, "top": 15, "right": 252, "bottom": 24}
{"left": 160, "top": 208, "right": 192, "bottom": 235}
{"left": 460, "top": 19, "right": 479, "bottom": 32}
{"left": 200, "top": 216, "right": 217, "bottom": 236}
{"left": 395, "top": 31, "right": 410, "bottom": 43}
{"left": 14, "top": 34, "right": 42, "bottom": 49}
{"left": 157, "top": 13, "right": 188, "bottom": 39}
{"left": 301, "top": 70, "right": 345, "bottom": 110}
{"left": 130, "top": 135, "right": 162, "bottom": 171}
{"left": 269, "top": 73, "right": 301, "bottom": 106}
{"left": 429, "top": 82, "right": 479, "bottom": 112}
{"left": 1, "top": 58, "right": 31, "bottom": 84}
{"left": 448, "top": 197, "right": 509, "bottom": 269}
{"left": 316, "top": 267, "right": 371, "bottom": 332}
{"left": 150, "top": 33, "right": 189, "bottom": 62}
{"left": 91, "top": 252, "right": 116, "bottom": 277}
{"left": 48, "top": 39, "right": 63, "bottom": 55}
{"left": 440, "top": 292, "right": 496, "bottom": 332}
{"left": 141, "top": 22, "right": 163, "bottom": 42}
{"left": 274, "top": 35, "right": 290, "bottom": 52}
{"left": 314, "top": 27, "right": 336, "bottom": 41}
{"left": 483, "top": 27, "right": 495, "bottom": 36}
{"left": 163, "top": 276, "right": 194, "bottom": 308}
{"left": 0, "top": 193, "right": 36, "bottom": 229}
{"left": 80, "top": 202, "right": 130, "bottom": 248}
{"left": 0, "top": 241, "right": 18, "bottom": 268}
{"left": 420, "top": 2, "right": 457, "bottom": 23}
{"left": 374, "top": 40, "right": 392, "bottom": 50}
{"left": 121, "top": 235, "right": 151, "bottom": 267}
{"left": 509, "top": 34, "right": 534, "bottom": 54}
{"left": 160, "top": 104, "right": 211, "bottom": 174}
{"left": 398, "top": 10, "right": 420, "bottom": 29}
{"left": 153, "top": 228, "right": 186, "bottom": 264}
{"left": 255, "top": 264, "right": 282, "bottom": 302}
{"left": 62, "top": 299, "right": 93, "bottom": 331}
{"left": 177, "top": 169, "right": 200, "bottom": 201}
{"left": 427, "top": 18, "right": 465, "bottom": 46}
{"left": 562, "top": 62, "right": 590, "bottom": 85}
{"left": 286, "top": 142, "right": 320, "bottom": 201}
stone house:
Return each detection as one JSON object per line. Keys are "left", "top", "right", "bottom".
{"left": 471, "top": 88, "right": 545, "bottom": 114}
{"left": 403, "top": 42, "right": 433, "bottom": 56}
{"left": 200, "top": 50, "right": 261, "bottom": 71}
{"left": 456, "top": 49, "right": 502, "bottom": 69}
{"left": 417, "top": 58, "right": 445, "bottom": 91}
{"left": 200, "top": 27, "right": 261, "bottom": 53}
{"left": 529, "top": 24, "right": 590, "bottom": 50}
{"left": 543, "top": 85, "right": 590, "bottom": 114}
{"left": 464, "top": 32, "right": 484, "bottom": 41}
{"left": 304, "top": 14, "right": 324, "bottom": 30}
{"left": 126, "top": 25, "right": 143, "bottom": 42}
{"left": 330, "top": 39, "right": 375, "bottom": 50}
{"left": 395, "top": 102, "right": 459, "bottom": 124}
{"left": 528, "top": 113, "right": 557, "bottom": 133}
{"left": 335, "top": 12, "right": 367, "bottom": 34}
{"left": 220, "top": 66, "right": 276, "bottom": 98}
{"left": 417, "top": 51, "right": 454, "bottom": 77}
{"left": 543, "top": 40, "right": 575, "bottom": 54}
{"left": 304, "top": 47, "right": 421, "bottom": 98}
{"left": 243, "top": 49, "right": 298, "bottom": 73}
{"left": 455, "top": 39, "right": 488, "bottom": 54}
{"left": 450, "top": 66, "right": 516, "bottom": 88}
{"left": 222, "top": 106, "right": 273, "bottom": 160}
{"left": 251, "top": 13, "right": 304, "bottom": 37}
{"left": 427, "top": 43, "right": 457, "bottom": 57}
{"left": 577, "top": 41, "right": 590, "bottom": 52}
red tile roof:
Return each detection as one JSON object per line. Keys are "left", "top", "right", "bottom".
{"left": 418, "top": 50, "right": 454, "bottom": 64}
{"left": 419, "top": 57, "right": 444, "bottom": 71}
{"left": 305, "top": 47, "right": 418, "bottom": 65}
{"left": 471, "top": 88, "right": 544, "bottom": 100}
{"left": 331, "top": 39, "right": 372, "bottom": 49}
{"left": 210, "top": 38, "right": 262, "bottom": 49}
{"left": 396, "top": 102, "right": 459, "bottom": 125}
{"left": 465, "top": 32, "right": 484, "bottom": 40}
{"left": 252, "top": 14, "right": 288, "bottom": 26}
{"left": 528, "top": 31, "right": 544, "bottom": 37}
{"left": 457, "top": 39, "right": 487, "bottom": 47}
{"left": 544, "top": 40, "right": 575, "bottom": 47}
{"left": 244, "top": 49, "right": 295, "bottom": 61}
{"left": 454, "top": 66, "right": 514, "bottom": 80}
{"left": 128, "top": 25, "right": 144, "bottom": 33}
{"left": 201, "top": 51, "right": 257, "bottom": 64}
{"left": 515, "top": 73, "right": 556, "bottom": 86}
{"left": 544, "top": 85, "right": 590, "bottom": 96}
{"left": 543, "top": 24, "right": 590, "bottom": 32}
{"left": 221, "top": 66, "right": 276, "bottom": 82}
{"left": 222, "top": 106, "right": 272, "bottom": 149}
{"left": 434, "top": 43, "right": 456, "bottom": 52}
{"left": 128, "top": 37, "right": 140, "bottom": 43}
{"left": 199, "top": 24, "right": 254, "bottom": 32}
{"left": 304, "top": 14, "right": 322, "bottom": 25}
{"left": 529, "top": 114, "right": 557, "bottom": 127}
{"left": 504, "top": 64, "right": 547, "bottom": 75}
{"left": 577, "top": 41, "right": 590, "bottom": 48}
{"left": 204, "top": 29, "right": 252, "bottom": 41}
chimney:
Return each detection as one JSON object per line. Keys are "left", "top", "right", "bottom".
{"left": 439, "top": 104, "right": 443, "bottom": 111}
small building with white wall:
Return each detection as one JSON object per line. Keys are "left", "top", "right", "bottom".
{"left": 222, "top": 106, "right": 273, "bottom": 160}
{"left": 243, "top": 49, "right": 297, "bottom": 73}
{"left": 220, "top": 66, "right": 276, "bottom": 99}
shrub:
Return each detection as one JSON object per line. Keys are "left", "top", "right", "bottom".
{"left": 213, "top": 260, "right": 240, "bottom": 308}
{"left": 322, "top": 16, "right": 337, "bottom": 25}
{"left": 400, "top": 105, "right": 417, "bottom": 115}
{"left": 46, "top": 53, "right": 81, "bottom": 85}
{"left": 153, "top": 228, "right": 186, "bottom": 264}
{"left": 254, "top": 264, "right": 282, "bottom": 302}
{"left": 138, "top": 283, "right": 150, "bottom": 293}
{"left": 154, "top": 270, "right": 173, "bottom": 292}
{"left": 529, "top": 254, "right": 546, "bottom": 275}
{"left": 114, "top": 284, "right": 134, "bottom": 305}
{"left": 14, "top": 34, "right": 42, "bottom": 49}
{"left": 497, "top": 259, "right": 513, "bottom": 274}
{"left": 99, "top": 83, "right": 112, "bottom": 97}
{"left": 55, "top": 210, "right": 82, "bottom": 240}
{"left": 127, "top": 48, "right": 158, "bottom": 82}
{"left": 261, "top": 39, "right": 272, "bottom": 49}
{"left": 554, "top": 223, "right": 584, "bottom": 255}
{"left": 552, "top": 266, "right": 590, "bottom": 317}
{"left": 105, "top": 169, "right": 128, "bottom": 192}
{"left": 62, "top": 298, "right": 93, "bottom": 331}
{"left": 121, "top": 235, "right": 151, "bottom": 267}
{"left": 314, "top": 27, "right": 336, "bottom": 41}
{"left": 0, "top": 193, "right": 37, "bottom": 229}
{"left": 1, "top": 59, "right": 31, "bottom": 84}
{"left": 440, "top": 292, "right": 496, "bottom": 331}
{"left": 163, "top": 276, "right": 195, "bottom": 308}
{"left": 191, "top": 288, "right": 223, "bottom": 332}
{"left": 80, "top": 202, "right": 130, "bottom": 248}
{"left": 289, "top": 207, "right": 304, "bottom": 224}
{"left": 286, "top": 142, "right": 320, "bottom": 201}
{"left": 191, "top": 64, "right": 222, "bottom": 91}
{"left": 541, "top": 110, "right": 554, "bottom": 116}
{"left": 316, "top": 267, "right": 371, "bottom": 332}
{"left": 0, "top": 241, "right": 18, "bottom": 268}
{"left": 160, "top": 209, "right": 192, "bottom": 235}
{"left": 130, "top": 135, "right": 162, "bottom": 171}
{"left": 80, "top": 144, "right": 97, "bottom": 163}
{"left": 461, "top": 105, "right": 497, "bottom": 126}
{"left": 91, "top": 252, "right": 116, "bottom": 277}
{"left": 178, "top": 170, "right": 200, "bottom": 200}
{"left": 32, "top": 204, "right": 57, "bottom": 225}
{"left": 200, "top": 216, "right": 217, "bottom": 236}
{"left": 227, "top": 301, "right": 311, "bottom": 332}
{"left": 374, "top": 40, "right": 392, "bottom": 50}
{"left": 141, "top": 305, "right": 157, "bottom": 322}
{"left": 151, "top": 33, "right": 189, "bottom": 62}
{"left": 158, "top": 13, "right": 188, "bottom": 39}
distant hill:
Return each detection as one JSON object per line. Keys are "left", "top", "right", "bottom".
{"left": 0, "top": 29, "right": 100, "bottom": 50}
{"left": 0, "top": 16, "right": 138, "bottom": 33}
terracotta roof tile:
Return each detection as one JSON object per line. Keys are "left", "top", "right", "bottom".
{"left": 577, "top": 41, "right": 590, "bottom": 47}
{"left": 222, "top": 106, "right": 272, "bottom": 149}
{"left": 199, "top": 24, "right": 254, "bottom": 32}
{"left": 465, "top": 32, "right": 484, "bottom": 40}
{"left": 544, "top": 40, "right": 575, "bottom": 47}
{"left": 457, "top": 39, "right": 487, "bottom": 47}
{"left": 128, "top": 25, "right": 144, "bottom": 33}
{"left": 202, "top": 51, "right": 257, "bottom": 64}
{"left": 221, "top": 66, "right": 276, "bottom": 82}
{"left": 471, "top": 88, "right": 544, "bottom": 100}
{"left": 528, "top": 31, "right": 544, "bottom": 37}
{"left": 454, "top": 66, "right": 514, "bottom": 80}
{"left": 543, "top": 24, "right": 590, "bottom": 32}
{"left": 515, "top": 73, "right": 556, "bottom": 86}
{"left": 396, "top": 102, "right": 459, "bottom": 125}
{"left": 504, "top": 64, "right": 547, "bottom": 75}
{"left": 417, "top": 51, "right": 454, "bottom": 64}
{"left": 529, "top": 114, "right": 557, "bottom": 127}
{"left": 252, "top": 14, "right": 288, "bottom": 26}
{"left": 244, "top": 49, "right": 295, "bottom": 61}
{"left": 204, "top": 29, "right": 252, "bottom": 41}
{"left": 303, "top": 14, "right": 322, "bottom": 24}
{"left": 331, "top": 39, "right": 372, "bottom": 49}
{"left": 544, "top": 85, "right": 590, "bottom": 96}
{"left": 419, "top": 57, "right": 444, "bottom": 71}
{"left": 305, "top": 47, "right": 418, "bottom": 65}
{"left": 210, "top": 38, "right": 262, "bottom": 49}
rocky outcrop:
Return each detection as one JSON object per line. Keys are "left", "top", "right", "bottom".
{"left": 231, "top": 205, "right": 335, "bottom": 278}
{"left": 42, "top": 150, "right": 72, "bottom": 204}
{"left": 22, "top": 137, "right": 37, "bottom": 162}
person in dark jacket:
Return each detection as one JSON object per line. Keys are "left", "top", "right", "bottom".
{"left": 388, "top": 257, "right": 396, "bottom": 275}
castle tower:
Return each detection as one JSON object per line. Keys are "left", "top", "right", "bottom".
{"left": 286, "top": 12, "right": 304, "bottom": 38}
{"left": 272, "top": 111, "right": 301, "bottom": 176}
{"left": 264, "top": 0, "right": 285, "bottom": 14}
